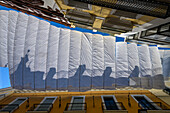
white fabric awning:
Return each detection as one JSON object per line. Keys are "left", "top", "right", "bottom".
{"left": 0, "top": 10, "right": 165, "bottom": 91}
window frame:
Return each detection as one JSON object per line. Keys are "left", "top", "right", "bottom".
{"left": 68, "top": 96, "right": 85, "bottom": 110}
{"left": 35, "top": 96, "right": 57, "bottom": 111}
{"left": 0, "top": 93, "right": 7, "bottom": 99}
{"left": 131, "top": 95, "right": 161, "bottom": 110}
{"left": 0, "top": 97, "right": 28, "bottom": 113}
{"left": 101, "top": 95, "right": 121, "bottom": 110}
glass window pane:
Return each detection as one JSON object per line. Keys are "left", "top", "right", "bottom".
{"left": 36, "top": 105, "right": 51, "bottom": 111}
{"left": 43, "top": 98, "right": 55, "bottom": 103}
{"left": 71, "top": 97, "right": 84, "bottom": 110}
{"left": 160, "top": 24, "right": 170, "bottom": 32}
{"left": 104, "top": 97, "right": 119, "bottom": 110}
{"left": 146, "top": 28, "right": 158, "bottom": 36}
{"left": 141, "top": 31, "right": 146, "bottom": 37}
{"left": 134, "top": 96, "right": 157, "bottom": 110}
{"left": 0, "top": 98, "right": 26, "bottom": 112}
{"left": 36, "top": 98, "right": 55, "bottom": 111}
{"left": 12, "top": 99, "right": 26, "bottom": 104}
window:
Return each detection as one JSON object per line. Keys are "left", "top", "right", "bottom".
{"left": 0, "top": 93, "right": 7, "bottom": 99}
{"left": 146, "top": 28, "right": 158, "bottom": 36}
{"left": 131, "top": 95, "right": 161, "bottom": 110}
{"left": 69, "top": 96, "right": 85, "bottom": 110}
{"left": 0, "top": 97, "right": 27, "bottom": 112}
{"left": 101, "top": 95, "right": 120, "bottom": 110}
{"left": 35, "top": 97, "right": 57, "bottom": 111}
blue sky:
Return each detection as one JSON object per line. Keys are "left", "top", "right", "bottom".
{"left": 0, "top": 67, "right": 10, "bottom": 89}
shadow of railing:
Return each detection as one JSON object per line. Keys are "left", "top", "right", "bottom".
{"left": 138, "top": 102, "right": 170, "bottom": 112}
{"left": 0, "top": 104, "right": 19, "bottom": 112}
{"left": 27, "top": 103, "right": 53, "bottom": 112}
{"left": 101, "top": 102, "right": 126, "bottom": 110}
{"left": 65, "top": 103, "right": 87, "bottom": 111}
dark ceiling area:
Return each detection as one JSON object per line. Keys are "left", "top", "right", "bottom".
{"left": 75, "top": 0, "right": 170, "bottom": 18}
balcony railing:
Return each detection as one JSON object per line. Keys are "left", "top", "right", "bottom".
{"left": 138, "top": 109, "right": 170, "bottom": 113}
{"left": 65, "top": 103, "right": 87, "bottom": 111}
{"left": 138, "top": 102, "right": 170, "bottom": 113}
{"left": 163, "top": 87, "right": 170, "bottom": 95}
{"left": 0, "top": 104, "right": 19, "bottom": 113}
{"left": 138, "top": 102, "right": 170, "bottom": 110}
{"left": 27, "top": 103, "right": 53, "bottom": 112}
{"left": 101, "top": 102, "right": 126, "bottom": 110}
{"left": 0, "top": 94, "right": 6, "bottom": 100}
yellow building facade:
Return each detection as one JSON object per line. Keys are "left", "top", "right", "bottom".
{"left": 0, "top": 88, "right": 170, "bottom": 113}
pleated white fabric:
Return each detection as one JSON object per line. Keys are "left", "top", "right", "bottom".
{"left": 0, "top": 11, "right": 8, "bottom": 67}
{"left": 80, "top": 33, "right": 93, "bottom": 91}
{"left": 104, "top": 36, "right": 116, "bottom": 89}
{"left": 149, "top": 47, "right": 164, "bottom": 89}
{"left": 13, "top": 12, "right": 28, "bottom": 89}
{"left": 8, "top": 11, "right": 18, "bottom": 75}
{"left": 34, "top": 20, "right": 50, "bottom": 90}
{"left": 57, "top": 28, "right": 70, "bottom": 90}
{"left": 7, "top": 11, "right": 18, "bottom": 87}
{"left": 127, "top": 43, "right": 140, "bottom": 87}
{"left": 138, "top": 45, "right": 152, "bottom": 77}
{"left": 0, "top": 10, "right": 165, "bottom": 90}
{"left": 23, "top": 16, "right": 39, "bottom": 89}
{"left": 116, "top": 42, "right": 129, "bottom": 87}
{"left": 161, "top": 50, "right": 170, "bottom": 78}
{"left": 92, "top": 34, "right": 104, "bottom": 89}
{"left": 138, "top": 45, "right": 152, "bottom": 88}
{"left": 149, "top": 47, "right": 162, "bottom": 76}
{"left": 128, "top": 43, "right": 140, "bottom": 76}
{"left": 46, "top": 26, "right": 60, "bottom": 90}
{"left": 68, "top": 30, "right": 82, "bottom": 91}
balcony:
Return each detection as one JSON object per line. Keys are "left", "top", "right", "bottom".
{"left": 64, "top": 103, "right": 87, "bottom": 113}
{"left": 163, "top": 87, "right": 170, "bottom": 95}
{"left": 126, "top": 22, "right": 170, "bottom": 45}
{"left": 101, "top": 102, "right": 128, "bottom": 113}
{"left": 138, "top": 102, "right": 170, "bottom": 113}
{"left": 26, "top": 103, "right": 53, "bottom": 113}
{"left": 0, "top": 104, "right": 19, "bottom": 113}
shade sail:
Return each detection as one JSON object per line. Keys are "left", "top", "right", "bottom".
{"left": 116, "top": 42, "right": 129, "bottom": 87}
{"left": 13, "top": 12, "right": 28, "bottom": 89}
{"left": 0, "top": 11, "right": 8, "bottom": 67}
{"left": 46, "top": 26, "right": 60, "bottom": 90}
{"left": 104, "top": 36, "right": 116, "bottom": 89}
{"left": 92, "top": 34, "right": 104, "bottom": 89}
{"left": 57, "top": 28, "right": 70, "bottom": 90}
{"left": 80, "top": 33, "right": 93, "bottom": 91}
{"left": 138, "top": 45, "right": 153, "bottom": 88}
{"left": 127, "top": 43, "right": 140, "bottom": 87}
{"left": 68, "top": 30, "right": 82, "bottom": 91}
{"left": 23, "top": 15, "right": 39, "bottom": 89}
{"left": 34, "top": 20, "right": 50, "bottom": 90}
{"left": 0, "top": 10, "right": 165, "bottom": 91}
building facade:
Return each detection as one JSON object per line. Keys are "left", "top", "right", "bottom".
{"left": 0, "top": 88, "right": 170, "bottom": 113}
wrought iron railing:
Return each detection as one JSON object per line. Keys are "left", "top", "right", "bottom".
{"left": 28, "top": 103, "right": 53, "bottom": 112}
{"left": 138, "top": 102, "right": 170, "bottom": 111}
{"left": 163, "top": 87, "right": 170, "bottom": 95}
{"left": 0, "top": 94, "right": 6, "bottom": 99}
{"left": 101, "top": 102, "right": 126, "bottom": 110}
{"left": 65, "top": 103, "right": 87, "bottom": 111}
{"left": 126, "top": 22, "right": 170, "bottom": 45}
{"left": 0, "top": 104, "right": 19, "bottom": 112}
